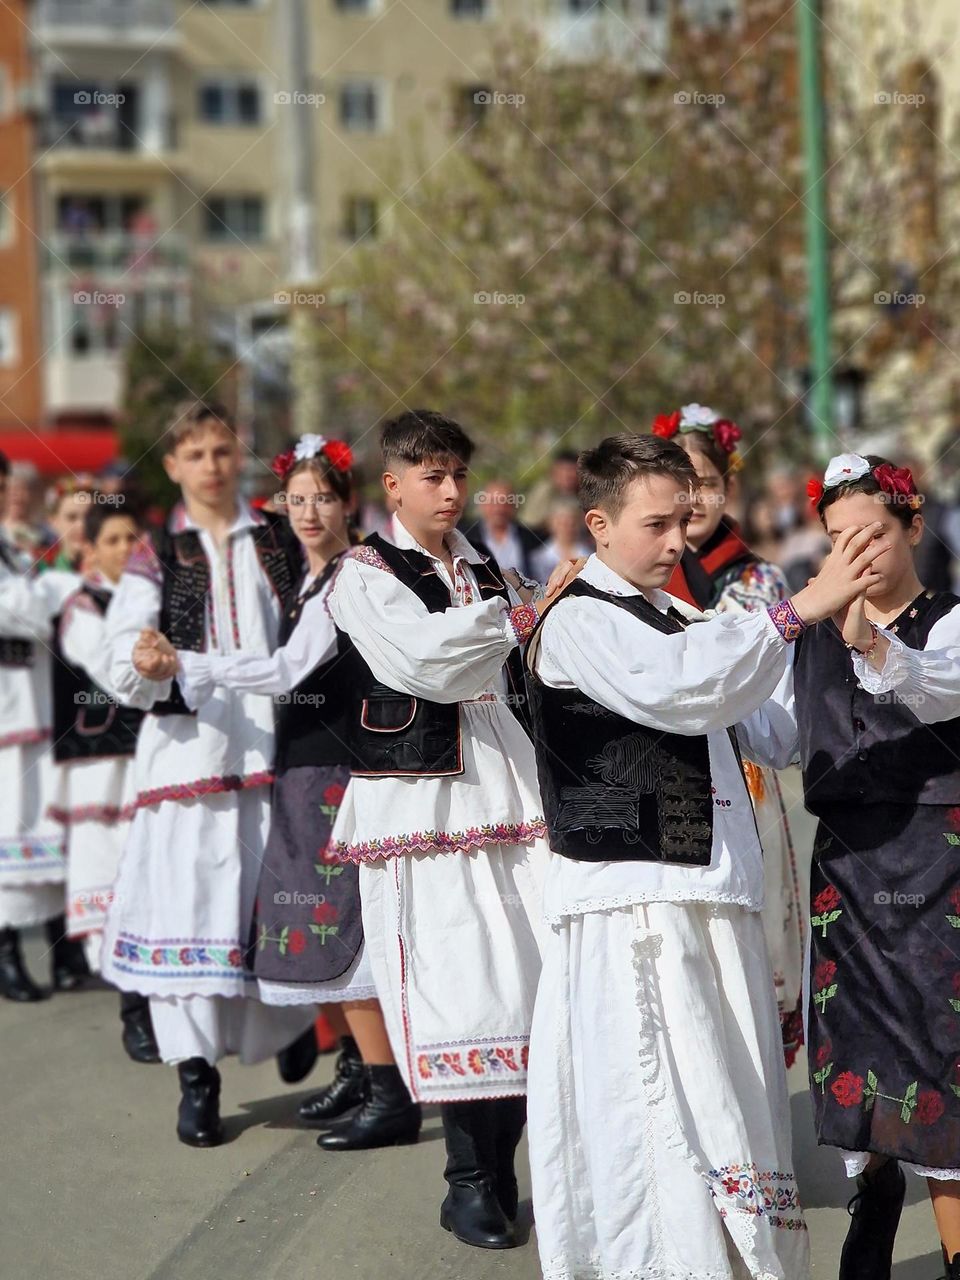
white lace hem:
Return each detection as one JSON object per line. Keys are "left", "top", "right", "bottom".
{"left": 258, "top": 979, "right": 378, "bottom": 1007}
{"left": 544, "top": 889, "right": 761, "bottom": 926}
{"left": 841, "top": 1150, "right": 960, "bottom": 1181}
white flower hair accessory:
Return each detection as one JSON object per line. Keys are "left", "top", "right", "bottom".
{"left": 293, "top": 433, "right": 328, "bottom": 461}
{"left": 823, "top": 453, "right": 872, "bottom": 489}
{"left": 679, "top": 403, "right": 719, "bottom": 428}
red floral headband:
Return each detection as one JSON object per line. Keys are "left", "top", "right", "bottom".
{"left": 807, "top": 457, "right": 920, "bottom": 510}
{"left": 652, "top": 406, "right": 743, "bottom": 468}
{"left": 270, "top": 434, "right": 353, "bottom": 483}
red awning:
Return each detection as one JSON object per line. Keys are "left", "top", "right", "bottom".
{"left": 0, "top": 429, "right": 119, "bottom": 476}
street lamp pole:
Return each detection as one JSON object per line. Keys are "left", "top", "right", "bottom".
{"left": 797, "top": 0, "right": 834, "bottom": 460}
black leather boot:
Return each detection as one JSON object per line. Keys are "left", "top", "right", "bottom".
{"left": 439, "top": 1101, "right": 517, "bottom": 1249}
{"left": 0, "top": 927, "right": 45, "bottom": 1002}
{"left": 317, "top": 1063, "right": 421, "bottom": 1150}
{"left": 277, "top": 1024, "right": 318, "bottom": 1084}
{"left": 45, "top": 915, "right": 91, "bottom": 991}
{"left": 838, "top": 1158, "right": 905, "bottom": 1280}
{"left": 944, "top": 1246, "right": 960, "bottom": 1280}
{"left": 176, "top": 1058, "right": 224, "bottom": 1148}
{"left": 298, "top": 1036, "right": 365, "bottom": 1125}
{"left": 120, "top": 991, "right": 161, "bottom": 1064}
{"left": 492, "top": 1096, "right": 527, "bottom": 1221}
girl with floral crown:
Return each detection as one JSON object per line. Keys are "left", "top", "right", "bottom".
{"left": 653, "top": 403, "right": 806, "bottom": 1065}
{"left": 165, "top": 432, "right": 421, "bottom": 1148}
{"left": 748, "top": 451, "right": 960, "bottom": 1279}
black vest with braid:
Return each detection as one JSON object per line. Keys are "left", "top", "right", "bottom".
{"left": 525, "top": 578, "right": 714, "bottom": 864}
{"left": 52, "top": 584, "right": 145, "bottom": 762}
{"left": 337, "top": 533, "right": 530, "bottom": 778}
{"left": 150, "top": 511, "right": 302, "bottom": 716}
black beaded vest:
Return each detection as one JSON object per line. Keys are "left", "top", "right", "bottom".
{"left": 151, "top": 510, "right": 301, "bottom": 716}
{"left": 275, "top": 554, "right": 352, "bottom": 772}
{"left": 525, "top": 578, "right": 714, "bottom": 864}
{"left": 338, "top": 532, "right": 529, "bottom": 778}
{"left": 0, "top": 537, "right": 34, "bottom": 668}
{"left": 795, "top": 588, "right": 960, "bottom": 812}
{"left": 52, "top": 584, "right": 144, "bottom": 762}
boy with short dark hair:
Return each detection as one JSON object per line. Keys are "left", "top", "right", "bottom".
{"left": 326, "top": 409, "right": 554, "bottom": 1249}
{"left": 523, "top": 432, "right": 888, "bottom": 1280}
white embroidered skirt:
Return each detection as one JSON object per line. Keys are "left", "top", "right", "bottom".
{"left": 359, "top": 837, "right": 550, "bottom": 1102}
{"left": 527, "top": 901, "right": 810, "bottom": 1280}
{"left": 0, "top": 739, "right": 65, "bottom": 896}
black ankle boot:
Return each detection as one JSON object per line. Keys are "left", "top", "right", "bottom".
{"left": 176, "top": 1058, "right": 224, "bottom": 1148}
{"left": 45, "top": 915, "right": 91, "bottom": 991}
{"left": 839, "top": 1159, "right": 905, "bottom": 1280}
{"left": 317, "top": 1063, "right": 421, "bottom": 1150}
{"left": 491, "top": 1096, "right": 527, "bottom": 1221}
{"left": 0, "top": 927, "right": 45, "bottom": 1002}
{"left": 439, "top": 1101, "right": 517, "bottom": 1249}
{"left": 277, "top": 1024, "right": 318, "bottom": 1084}
{"left": 943, "top": 1247, "right": 960, "bottom": 1280}
{"left": 298, "top": 1036, "right": 365, "bottom": 1125}
{"left": 120, "top": 991, "right": 161, "bottom": 1064}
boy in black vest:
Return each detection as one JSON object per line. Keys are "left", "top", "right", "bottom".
{"left": 523, "top": 433, "right": 888, "bottom": 1280}
{"left": 325, "top": 410, "right": 561, "bottom": 1250}
{"left": 100, "top": 400, "right": 318, "bottom": 1146}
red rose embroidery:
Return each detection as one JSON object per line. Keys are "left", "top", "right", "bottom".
{"left": 916, "top": 1090, "right": 945, "bottom": 1125}
{"left": 312, "top": 902, "right": 339, "bottom": 925}
{"left": 831, "top": 1072, "right": 864, "bottom": 1107}
{"left": 950, "top": 888, "right": 960, "bottom": 914}
{"left": 947, "top": 807, "right": 960, "bottom": 831}
{"left": 151, "top": 948, "right": 164, "bottom": 965}
{"left": 417, "top": 1054, "right": 431, "bottom": 1079}
{"left": 287, "top": 929, "right": 306, "bottom": 956}
{"left": 652, "top": 410, "right": 681, "bottom": 439}
{"left": 813, "top": 885, "right": 841, "bottom": 914}
{"left": 815, "top": 1041, "right": 832, "bottom": 1068}
{"left": 323, "top": 783, "right": 346, "bottom": 808}
{"left": 179, "top": 947, "right": 194, "bottom": 966}
{"left": 227, "top": 948, "right": 243, "bottom": 968}
{"left": 813, "top": 959, "right": 837, "bottom": 991}
{"left": 952, "top": 973, "right": 960, "bottom": 998}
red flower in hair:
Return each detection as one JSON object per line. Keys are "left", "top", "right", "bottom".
{"left": 712, "top": 419, "right": 742, "bottom": 453}
{"left": 323, "top": 440, "right": 354, "bottom": 472}
{"left": 806, "top": 477, "right": 825, "bottom": 506}
{"left": 270, "top": 448, "right": 296, "bottom": 480}
{"left": 652, "top": 410, "right": 681, "bottom": 439}
{"left": 873, "top": 463, "right": 916, "bottom": 500}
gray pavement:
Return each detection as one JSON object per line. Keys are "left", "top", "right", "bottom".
{"left": 1, "top": 775, "right": 947, "bottom": 1279}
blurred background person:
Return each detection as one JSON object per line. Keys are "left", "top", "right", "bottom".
{"left": 523, "top": 448, "right": 580, "bottom": 532}
{"left": 530, "top": 497, "right": 593, "bottom": 582}
{"left": 3, "top": 462, "right": 52, "bottom": 560}
{"left": 462, "top": 477, "right": 542, "bottom": 578}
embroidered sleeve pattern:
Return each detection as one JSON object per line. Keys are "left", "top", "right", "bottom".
{"left": 125, "top": 536, "right": 162, "bottom": 587}
{"left": 508, "top": 602, "right": 538, "bottom": 645}
{"left": 767, "top": 598, "right": 806, "bottom": 643}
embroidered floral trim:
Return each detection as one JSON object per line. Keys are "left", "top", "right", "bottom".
{"left": 68, "top": 887, "right": 115, "bottom": 919}
{"left": 766, "top": 598, "right": 805, "bottom": 643}
{"left": 112, "top": 933, "right": 245, "bottom": 975}
{"left": 330, "top": 818, "right": 547, "bottom": 863}
{"left": 508, "top": 602, "right": 538, "bottom": 644}
{"left": 346, "top": 545, "right": 396, "bottom": 575}
{"left": 0, "top": 836, "right": 66, "bottom": 870}
{"left": 124, "top": 538, "right": 162, "bottom": 587}
{"left": 136, "top": 770, "right": 273, "bottom": 810}
{"left": 708, "top": 1163, "right": 804, "bottom": 1225}
{"left": 226, "top": 537, "right": 242, "bottom": 650}
{"left": 0, "top": 727, "right": 51, "bottom": 751}
{"left": 416, "top": 1041, "right": 530, "bottom": 1083}
{"left": 48, "top": 801, "right": 137, "bottom": 826}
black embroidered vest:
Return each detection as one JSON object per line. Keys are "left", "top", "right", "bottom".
{"left": 795, "top": 588, "right": 960, "bottom": 812}
{"left": 0, "top": 538, "right": 34, "bottom": 668}
{"left": 338, "top": 533, "right": 529, "bottom": 778}
{"left": 275, "top": 555, "right": 353, "bottom": 772}
{"left": 52, "top": 584, "right": 145, "bottom": 763}
{"left": 525, "top": 578, "right": 714, "bottom": 864}
{"left": 151, "top": 511, "right": 301, "bottom": 716}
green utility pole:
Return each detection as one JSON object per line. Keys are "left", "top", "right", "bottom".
{"left": 797, "top": 0, "right": 834, "bottom": 460}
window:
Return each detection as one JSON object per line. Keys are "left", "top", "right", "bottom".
{"left": 0, "top": 189, "right": 14, "bottom": 247}
{"left": 199, "top": 77, "right": 261, "bottom": 125}
{"left": 343, "top": 195, "right": 379, "bottom": 242}
{"left": 339, "top": 80, "right": 383, "bottom": 132}
{"left": 203, "top": 195, "right": 265, "bottom": 241}
{"left": 450, "top": 0, "right": 488, "bottom": 14}
{"left": 0, "top": 309, "right": 19, "bottom": 367}
{"left": 334, "top": 0, "right": 377, "bottom": 10}
{"left": 57, "top": 194, "right": 146, "bottom": 232}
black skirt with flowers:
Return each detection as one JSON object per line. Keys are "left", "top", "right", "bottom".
{"left": 249, "top": 765, "right": 363, "bottom": 985}
{"left": 806, "top": 802, "right": 960, "bottom": 1168}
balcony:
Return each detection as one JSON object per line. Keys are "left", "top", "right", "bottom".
{"left": 43, "top": 231, "right": 189, "bottom": 280}
{"left": 541, "top": 3, "right": 670, "bottom": 70}
{"left": 32, "top": 0, "right": 180, "bottom": 48}
{"left": 40, "top": 111, "right": 178, "bottom": 154}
